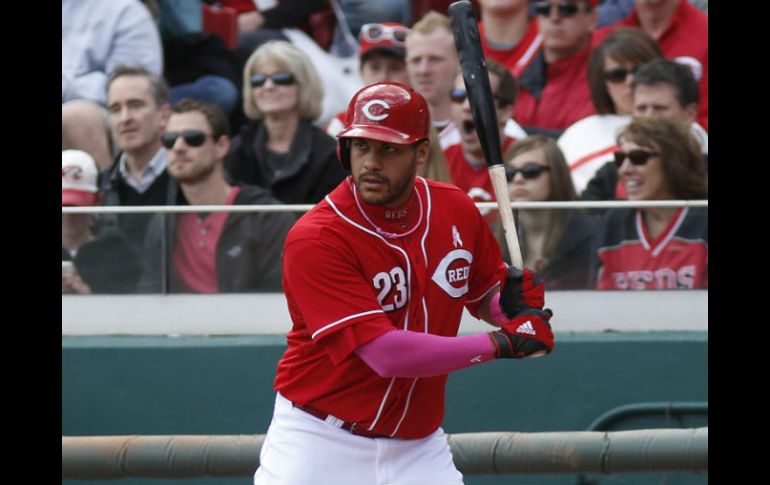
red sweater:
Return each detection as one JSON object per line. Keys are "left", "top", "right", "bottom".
{"left": 514, "top": 46, "right": 596, "bottom": 132}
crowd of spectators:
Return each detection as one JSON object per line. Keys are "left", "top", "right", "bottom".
{"left": 63, "top": 0, "right": 708, "bottom": 294}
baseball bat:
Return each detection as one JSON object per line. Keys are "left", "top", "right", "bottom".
{"left": 448, "top": 0, "right": 523, "bottom": 269}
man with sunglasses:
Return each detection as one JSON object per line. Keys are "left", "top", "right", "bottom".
{"left": 581, "top": 58, "right": 707, "bottom": 205}
{"left": 138, "top": 98, "right": 296, "bottom": 293}
{"left": 440, "top": 60, "right": 519, "bottom": 222}
{"left": 514, "top": 0, "right": 599, "bottom": 134}
{"left": 326, "top": 22, "right": 411, "bottom": 137}
{"left": 254, "top": 82, "right": 554, "bottom": 485}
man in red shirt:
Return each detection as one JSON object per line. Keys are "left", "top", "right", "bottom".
{"left": 441, "top": 60, "right": 518, "bottom": 219}
{"left": 593, "top": 0, "right": 708, "bottom": 131}
{"left": 514, "top": 0, "right": 599, "bottom": 133}
{"left": 138, "top": 98, "right": 295, "bottom": 293}
{"left": 254, "top": 82, "right": 554, "bottom": 484}
{"left": 478, "top": 0, "right": 542, "bottom": 78}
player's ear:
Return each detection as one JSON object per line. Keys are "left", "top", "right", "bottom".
{"left": 414, "top": 139, "right": 430, "bottom": 167}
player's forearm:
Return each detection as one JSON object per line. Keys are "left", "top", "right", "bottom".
{"left": 354, "top": 330, "right": 496, "bottom": 378}
{"left": 477, "top": 290, "right": 509, "bottom": 327}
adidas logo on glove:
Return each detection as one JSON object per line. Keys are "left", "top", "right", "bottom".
{"left": 515, "top": 321, "right": 536, "bottom": 335}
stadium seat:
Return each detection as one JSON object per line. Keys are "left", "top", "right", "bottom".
{"left": 202, "top": 3, "right": 238, "bottom": 50}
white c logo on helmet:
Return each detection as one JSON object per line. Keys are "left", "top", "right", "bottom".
{"left": 362, "top": 100, "right": 390, "bottom": 121}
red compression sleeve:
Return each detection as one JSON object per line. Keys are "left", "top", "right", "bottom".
{"left": 354, "top": 330, "right": 496, "bottom": 378}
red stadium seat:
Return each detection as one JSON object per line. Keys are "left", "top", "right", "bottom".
{"left": 202, "top": 4, "right": 238, "bottom": 50}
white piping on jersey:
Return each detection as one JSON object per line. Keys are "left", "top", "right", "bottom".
{"left": 419, "top": 176, "right": 432, "bottom": 334}
{"left": 515, "top": 33, "right": 543, "bottom": 72}
{"left": 390, "top": 378, "right": 419, "bottom": 437}
{"left": 327, "top": 191, "right": 415, "bottom": 433}
{"left": 311, "top": 309, "right": 385, "bottom": 339}
{"left": 635, "top": 207, "right": 689, "bottom": 257}
{"left": 368, "top": 377, "right": 396, "bottom": 431}
{"left": 466, "top": 281, "right": 501, "bottom": 304}
{"left": 326, "top": 193, "right": 413, "bottom": 331}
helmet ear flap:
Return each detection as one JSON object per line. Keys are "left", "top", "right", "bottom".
{"left": 337, "top": 138, "right": 351, "bottom": 171}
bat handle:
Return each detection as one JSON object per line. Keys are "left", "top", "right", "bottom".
{"left": 488, "top": 165, "right": 523, "bottom": 269}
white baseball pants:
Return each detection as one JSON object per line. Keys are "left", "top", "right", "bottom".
{"left": 254, "top": 392, "right": 464, "bottom": 485}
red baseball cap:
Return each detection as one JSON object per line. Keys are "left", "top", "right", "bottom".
{"left": 359, "top": 22, "right": 410, "bottom": 62}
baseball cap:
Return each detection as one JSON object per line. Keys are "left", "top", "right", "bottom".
{"left": 62, "top": 150, "right": 99, "bottom": 206}
{"left": 359, "top": 22, "right": 410, "bottom": 62}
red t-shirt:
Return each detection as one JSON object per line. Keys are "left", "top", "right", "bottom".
{"left": 596, "top": 207, "right": 708, "bottom": 290}
{"left": 593, "top": 0, "right": 708, "bottom": 131}
{"left": 479, "top": 19, "right": 542, "bottom": 78}
{"left": 442, "top": 136, "right": 517, "bottom": 219}
{"left": 275, "top": 177, "right": 506, "bottom": 439}
{"left": 172, "top": 186, "right": 241, "bottom": 293}
{"left": 514, "top": 46, "right": 596, "bottom": 131}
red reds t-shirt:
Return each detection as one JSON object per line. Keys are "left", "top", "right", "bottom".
{"left": 275, "top": 177, "right": 507, "bottom": 439}
{"left": 596, "top": 207, "right": 708, "bottom": 290}
{"left": 479, "top": 19, "right": 542, "bottom": 78}
{"left": 593, "top": 0, "right": 708, "bottom": 130}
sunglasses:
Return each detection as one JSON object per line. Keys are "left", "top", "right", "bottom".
{"left": 360, "top": 23, "right": 410, "bottom": 45}
{"left": 449, "top": 88, "right": 504, "bottom": 105}
{"left": 532, "top": 1, "right": 581, "bottom": 18}
{"left": 613, "top": 149, "right": 660, "bottom": 168}
{"left": 604, "top": 66, "right": 638, "bottom": 84}
{"left": 506, "top": 163, "right": 551, "bottom": 181}
{"left": 161, "top": 130, "right": 213, "bottom": 149}
{"left": 249, "top": 72, "right": 296, "bottom": 88}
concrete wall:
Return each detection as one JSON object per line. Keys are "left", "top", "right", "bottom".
{"left": 62, "top": 331, "right": 707, "bottom": 485}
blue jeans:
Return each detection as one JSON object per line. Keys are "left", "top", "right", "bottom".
{"left": 170, "top": 75, "right": 239, "bottom": 116}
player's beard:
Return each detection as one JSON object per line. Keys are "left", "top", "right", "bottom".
{"left": 356, "top": 157, "right": 418, "bottom": 208}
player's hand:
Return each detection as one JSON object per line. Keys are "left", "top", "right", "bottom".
{"left": 489, "top": 308, "right": 554, "bottom": 359}
{"left": 499, "top": 267, "right": 544, "bottom": 319}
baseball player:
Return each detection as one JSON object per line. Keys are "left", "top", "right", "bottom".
{"left": 254, "top": 82, "right": 554, "bottom": 485}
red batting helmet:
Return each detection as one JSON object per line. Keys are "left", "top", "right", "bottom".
{"left": 337, "top": 82, "right": 430, "bottom": 169}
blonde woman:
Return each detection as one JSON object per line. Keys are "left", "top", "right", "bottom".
{"left": 502, "top": 135, "right": 597, "bottom": 289}
{"left": 224, "top": 40, "right": 348, "bottom": 204}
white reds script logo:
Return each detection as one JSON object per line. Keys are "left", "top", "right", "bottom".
{"left": 431, "top": 249, "right": 473, "bottom": 298}
{"left": 362, "top": 100, "right": 390, "bottom": 121}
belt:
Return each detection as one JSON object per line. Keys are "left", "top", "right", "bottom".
{"left": 292, "top": 402, "right": 390, "bottom": 439}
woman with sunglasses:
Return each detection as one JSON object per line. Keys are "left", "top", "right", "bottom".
{"left": 592, "top": 116, "right": 707, "bottom": 290}
{"left": 500, "top": 136, "right": 597, "bottom": 289}
{"left": 224, "top": 41, "right": 348, "bottom": 204}
{"left": 557, "top": 27, "right": 662, "bottom": 195}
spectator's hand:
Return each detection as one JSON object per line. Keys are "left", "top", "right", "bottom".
{"left": 499, "top": 267, "right": 545, "bottom": 318}
{"left": 489, "top": 308, "right": 554, "bottom": 359}
{"left": 237, "top": 11, "right": 265, "bottom": 33}
{"left": 62, "top": 270, "right": 92, "bottom": 295}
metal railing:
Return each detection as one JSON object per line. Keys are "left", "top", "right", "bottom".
{"left": 62, "top": 428, "right": 708, "bottom": 480}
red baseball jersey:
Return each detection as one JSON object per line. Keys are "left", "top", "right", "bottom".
{"left": 594, "top": 0, "right": 708, "bottom": 130}
{"left": 479, "top": 19, "right": 542, "bottom": 78}
{"left": 596, "top": 207, "right": 708, "bottom": 290}
{"left": 275, "top": 176, "right": 507, "bottom": 439}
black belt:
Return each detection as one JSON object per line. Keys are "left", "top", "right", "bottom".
{"left": 292, "top": 402, "right": 391, "bottom": 439}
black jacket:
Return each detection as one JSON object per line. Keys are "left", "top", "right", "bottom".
{"left": 98, "top": 153, "right": 176, "bottom": 251}
{"left": 137, "top": 182, "right": 297, "bottom": 293}
{"left": 503, "top": 210, "right": 598, "bottom": 290}
{"left": 224, "top": 119, "right": 348, "bottom": 204}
